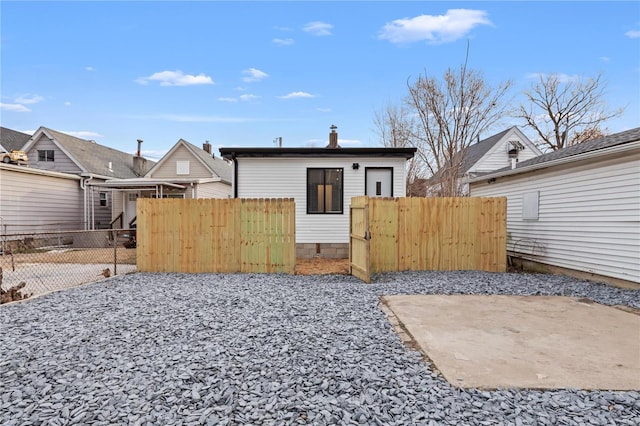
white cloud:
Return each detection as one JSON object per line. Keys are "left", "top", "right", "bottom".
{"left": 242, "top": 68, "right": 269, "bottom": 83}
{"left": 63, "top": 131, "right": 104, "bottom": 139}
{"left": 0, "top": 103, "right": 31, "bottom": 112}
{"left": 136, "top": 70, "right": 214, "bottom": 86}
{"left": 64, "top": 101, "right": 72, "bottom": 106}
{"left": 278, "top": 91, "right": 316, "bottom": 99}
{"left": 303, "top": 21, "right": 333, "bottom": 36}
{"left": 625, "top": 29, "right": 640, "bottom": 38}
{"left": 599, "top": 56, "right": 610, "bottom": 62}
{"left": 85, "top": 66, "right": 95, "bottom": 71}
{"left": 15, "top": 94, "right": 44, "bottom": 104}
{"left": 218, "top": 94, "right": 260, "bottom": 102}
{"left": 272, "top": 38, "right": 295, "bottom": 46}
{"left": 336, "top": 139, "right": 362, "bottom": 147}
{"left": 378, "top": 9, "right": 492, "bottom": 44}
{"left": 316, "top": 107, "right": 332, "bottom": 113}
{"left": 239, "top": 94, "right": 260, "bottom": 101}
{"left": 140, "top": 150, "right": 167, "bottom": 161}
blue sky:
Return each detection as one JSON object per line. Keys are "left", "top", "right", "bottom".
{"left": 1, "top": 1, "right": 639, "bottom": 159}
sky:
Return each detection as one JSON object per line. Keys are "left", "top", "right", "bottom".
{"left": 1, "top": 1, "right": 639, "bottom": 160}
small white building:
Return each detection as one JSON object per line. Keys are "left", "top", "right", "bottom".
{"left": 469, "top": 127, "right": 640, "bottom": 286}
{"left": 220, "top": 128, "right": 416, "bottom": 258}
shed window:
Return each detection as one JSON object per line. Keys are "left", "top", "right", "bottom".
{"left": 307, "top": 168, "right": 343, "bottom": 214}
{"left": 522, "top": 191, "right": 539, "bottom": 220}
{"left": 176, "top": 160, "right": 190, "bottom": 175}
{"left": 38, "top": 150, "right": 55, "bottom": 162}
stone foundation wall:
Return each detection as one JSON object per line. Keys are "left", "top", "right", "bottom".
{"left": 296, "top": 243, "right": 349, "bottom": 259}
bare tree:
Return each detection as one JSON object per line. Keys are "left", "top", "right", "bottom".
{"left": 516, "top": 72, "right": 623, "bottom": 151}
{"left": 406, "top": 62, "right": 512, "bottom": 196}
{"left": 373, "top": 102, "right": 425, "bottom": 196}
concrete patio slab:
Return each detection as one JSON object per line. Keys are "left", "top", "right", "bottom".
{"left": 382, "top": 295, "right": 640, "bottom": 390}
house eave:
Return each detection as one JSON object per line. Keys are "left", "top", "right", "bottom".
{"left": 469, "top": 140, "right": 640, "bottom": 183}
{"left": 219, "top": 147, "right": 417, "bottom": 160}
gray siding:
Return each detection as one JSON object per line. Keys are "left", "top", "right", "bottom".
{"left": 470, "top": 150, "right": 640, "bottom": 283}
{"left": 0, "top": 164, "right": 83, "bottom": 233}
{"left": 195, "top": 181, "right": 231, "bottom": 198}
{"left": 25, "top": 134, "right": 83, "bottom": 174}
{"left": 149, "top": 145, "right": 212, "bottom": 179}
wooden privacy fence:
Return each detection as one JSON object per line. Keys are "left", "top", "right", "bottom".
{"left": 350, "top": 196, "right": 507, "bottom": 282}
{"left": 137, "top": 198, "right": 295, "bottom": 274}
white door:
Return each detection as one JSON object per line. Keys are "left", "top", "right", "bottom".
{"left": 125, "top": 192, "right": 139, "bottom": 227}
{"left": 366, "top": 168, "right": 392, "bottom": 197}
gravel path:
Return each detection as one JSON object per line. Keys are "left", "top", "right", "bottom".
{"left": 1, "top": 271, "right": 638, "bottom": 425}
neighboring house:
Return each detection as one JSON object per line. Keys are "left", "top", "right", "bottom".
{"left": 220, "top": 127, "right": 417, "bottom": 258}
{"left": 0, "top": 127, "right": 31, "bottom": 153}
{"left": 21, "top": 127, "right": 155, "bottom": 229}
{"left": 469, "top": 127, "right": 640, "bottom": 285}
{"left": 425, "top": 126, "right": 542, "bottom": 196}
{"left": 0, "top": 163, "right": 83, "bottom": 234}
{"left": 93, "top": 139, "right": 232, "bottom": 228}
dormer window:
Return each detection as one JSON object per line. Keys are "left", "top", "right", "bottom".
{"left": 508, "top": 140, "right": 525, "bottom": 158}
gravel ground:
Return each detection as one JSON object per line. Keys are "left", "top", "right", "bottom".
{"left": 1, "top": 271, "right": 638, "bottom": 425}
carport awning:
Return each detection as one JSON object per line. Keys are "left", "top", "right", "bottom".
{"left": 89, "top": 179, "right": 186, "bottom": 190}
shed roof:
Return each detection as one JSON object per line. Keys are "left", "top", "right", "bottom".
{"left": 0, "top": 127, "right": 31, "bottom": 152}
{"left": 471, "top": 127, "right": 640, "bottom": 181}
{"left": 219, "top": 147, "right": 416, "bottom": 159}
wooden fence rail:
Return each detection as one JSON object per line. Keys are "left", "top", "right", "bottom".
{"left": 137, "top": 198, "right": 295, "bottom": 274}
{"left": 352, "top": 196, "right": 507, "bottom": 277}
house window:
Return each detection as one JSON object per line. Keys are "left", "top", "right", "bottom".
{"left": 38, "top": 150, "right": 55, "bottom": 162}
{"left": 176, "top": 160, "right": 190, "bottom": 175}
{"left": 522, "top": 191, "right": 539, "bottom": 220}
{"left": 99, "top": 192, "right": 108, "bottom": 207}
{"left": 307, "top": 168, "right": 343, "bottom": 214}
{"left": 151, "top": 193, "right": 185, "bottom": 199}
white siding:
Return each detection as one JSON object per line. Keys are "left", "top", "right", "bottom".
{"left": 195, "top": 181, "right": 231, "bottom": 199}
{"left": 149, "top": 145, "right": 211, "bottom": 179}
{"left": 471, "top": 137, "right": 540, "bottom": 173}
{"left": 0, "top": 165, "right": 83, "bottom": 233}
{"left": 24, "top": 134, "right": 82, "bottom": 174}
{"left": 470, "top": 150, "right": 640, "bottom": 283}
{"left": 236, "top": 157, "right": 407, "bottom": 243}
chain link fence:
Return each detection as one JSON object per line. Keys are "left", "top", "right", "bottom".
{"left": 1, "top": 229, "right": 137, "bottom": 303}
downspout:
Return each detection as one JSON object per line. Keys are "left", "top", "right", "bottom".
{"left": 191, "top": 182, "right": 195, "bottom": 199}
{"left": 80, "top": 175, "right": 94, "bottom": 230}
{"left": 232, "top": 154, "right": 238, "bottom": 198}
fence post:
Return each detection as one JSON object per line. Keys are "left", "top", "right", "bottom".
{"left": 113, "top": 230, "right": 118, "bottom": 275}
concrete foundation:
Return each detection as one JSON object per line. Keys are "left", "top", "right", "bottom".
{"left": 296, "top": 243, "right": 349, "bottom": 259}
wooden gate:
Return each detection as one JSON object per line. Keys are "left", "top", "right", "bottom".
{"left": 349, "top": 196, "right": 371, "bottom": 283}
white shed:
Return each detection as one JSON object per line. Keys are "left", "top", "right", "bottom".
{"left": 469, "top": 128, "right": 640, "bottom": 286}
{"left": 220, "top": 134, "right": 416, "bottom": 258}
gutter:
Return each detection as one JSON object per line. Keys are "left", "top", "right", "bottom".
{"left": 469, "top": 140, "right": 640, "bottom": 183}
{"left": 232, "top": 154, "right": 238, "bottom": 198}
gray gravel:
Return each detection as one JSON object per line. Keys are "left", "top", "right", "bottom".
{"left": 1, "top": 271, "right": 639, "bottom": 425}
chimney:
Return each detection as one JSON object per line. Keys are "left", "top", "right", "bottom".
{"left": 133, "top": 139, "right": 147, "bottom": 176}
{"left": 203, "top": 140, "right": 212, "bottom": 154}
{"left": 327, "top": 125, "right": 340, "bottom": 148}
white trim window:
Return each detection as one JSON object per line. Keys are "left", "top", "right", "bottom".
{"left": 522, "top": 191, "right": 539, "bottom": 220}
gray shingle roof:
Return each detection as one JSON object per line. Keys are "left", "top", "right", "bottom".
{"left": 0, "top": 127, "right": 31, "bottom": 152}
{"left": 511, "top": 127, "right": 640, "bottom": 170}
{"left": 183, "top": 140, "right": 232, "bottom": 183}
{"left": 460, "top": 127, "right": 515, "bottom": 173}
{"left": 44, "top": 127, "right": 155, "bottom": 178}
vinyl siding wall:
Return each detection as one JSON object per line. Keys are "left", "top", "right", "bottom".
{"left": 149, "top": 145, "right": 212, "bottom": 179}
{"left": 469, "top": 150, "right": 640, "bottom": 283}
{"left": 470, "top": 137, "right": 540, "bottom": 173}
{"left": 0, "top": 164, "right": 83, "bottom": 233}
{"left": 25, "top": 134, "right": 82, "bottom": 174}
{"left": 195, "top": 181, "right": 231, "bottom": 199}
{"left": 236, "top": 157, "right": 407, "bottom": 243}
